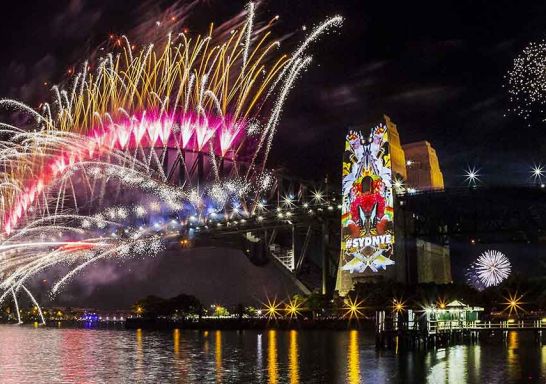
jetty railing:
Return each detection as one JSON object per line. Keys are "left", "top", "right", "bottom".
{"left": 375, "top": 310, "right": 546, "bottom": 349}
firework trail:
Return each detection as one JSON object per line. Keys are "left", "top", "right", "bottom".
{"left": 0, "top": 3, "right": 342, "bottom": 314}
{"left": 466, "top": 250, "right": 511, "bottom": 290}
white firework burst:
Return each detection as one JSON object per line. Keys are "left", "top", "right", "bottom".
{"left": 468, "top": 250, "right": 511, "bottom": 289}
{"left": 507, "top": 40, "right": 546, "bottom": 122}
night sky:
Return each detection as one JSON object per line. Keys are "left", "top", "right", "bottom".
{"left": 1, "top": 0, "right": 545, "bottom": 307}
{"left": 1, "top": 0, "right": 546, "bottom": 186}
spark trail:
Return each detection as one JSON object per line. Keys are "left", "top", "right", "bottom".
{"left": 0, "top": 3, "right": 342, "bottom": 316}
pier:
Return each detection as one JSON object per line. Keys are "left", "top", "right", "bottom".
{"left": 375, "top": 300, "right": 546, "bottom": 349}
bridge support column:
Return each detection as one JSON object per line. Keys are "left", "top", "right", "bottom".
{"left": 178, "top": 150, "right": 185, "bottom": 186}
{"left": 321, "top": 220, "right": 329, "bottom": 295}
{"left": 197, "top": 152, "right": 204, "bottom": 192}
{"left": 162, "top": 147, "right": 169, "bottom": 176}
{"left": 291, "top": 224, "right": 296, "bottom": 271}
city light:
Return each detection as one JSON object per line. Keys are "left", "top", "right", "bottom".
{"left": 503, "top": 292, "right": 525, "bottom": 317}
{"left": 311, "top": 190, "right": 324, "bottom": 203}
{"left": 263, "top": 297, "right": 283, "bottom": 319}
{"left": 392, "top": 298, "right": 406, "bottom": 314}
{"left": 284, "top": 296, "right": 304, "bottom": 319}
{"left": 282, "top": 195, "right": 294, "bottom": 207}
{"left": 343, "top": 296, "right": 365, "bottom": 320}
{"left": 393, "top": 177, "right": 404, "bottom": 193}
{"left": 464, "top": 166, "right": 480, "bottom": 186}
{"left": 531, "top": 164, "right": 544, "bottom": 181}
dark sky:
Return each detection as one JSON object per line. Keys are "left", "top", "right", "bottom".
{"left": 1, "top": 0, "right": 545, "bottom": 186}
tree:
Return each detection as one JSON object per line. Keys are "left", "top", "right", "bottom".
{"left": 132, "top": 293, "right": 204, "bottom": 319}
{"left": 167, "top": 294, "right": 202, "bottom": 319}
{"left": 133, "top": 295, "right": 166, "bottom": 318}
{"left": 213, "top": 305, "right": 230, "bottom": 317}
{"left": 306, "top": 291, "right": 329, "bottom": 319}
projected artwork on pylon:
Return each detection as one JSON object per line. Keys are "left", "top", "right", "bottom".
{"left": 339, "top": 124, "right": 395, "bottom": 275}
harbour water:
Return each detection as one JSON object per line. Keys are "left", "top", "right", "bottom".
{"left": 0, "top": 325, "right": 545, "bottom": 383}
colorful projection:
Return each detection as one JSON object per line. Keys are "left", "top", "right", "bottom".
{"left": 339, "top": 124, "right": 395, "bottom": 280}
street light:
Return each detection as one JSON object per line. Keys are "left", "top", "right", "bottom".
{"left": 464, "top": 166, "right": 480, "bottom": 187}
{"left": 532, "top": 164, "right": 544, "bottom": 183}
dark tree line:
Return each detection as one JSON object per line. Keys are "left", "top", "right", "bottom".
{"left": 133, "top": 293, "right": 203, "bottom": 319}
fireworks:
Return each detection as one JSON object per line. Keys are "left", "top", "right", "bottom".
{"left": 0, "top": 3, "right": 342, "bottom": 312}
{"left": 466, "top": 250, "right": 511, "bottom": 290}
{"left": 507, "top": 41, "right": 546, "bottom": 122}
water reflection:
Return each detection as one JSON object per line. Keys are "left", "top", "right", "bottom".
{"left": 215, "top": 330, "right": 223, "bottom": 383}
{"left": 268, "top": 330, "right": 278, "bottom": 384}
{"left": 60, "top": 329, "right": 88, "bottom": 383}
{"left": 288, "top": 330, "right": 299, "bottom": 384}
{"left": 427, "top": 346, "right": 468, "bottom": 383}
{"left": 347, "top": 330, "right": 361, "bottom": 384}
{"left": 173, "top": 328, "right": 180, "bottom": 357}
{"left": 203, "top": 330, "right": 209, "bottom": 354}
{"left": 448, "top": 347, "right": 467, "bottom": 382}
{"left": 0, "top": 325, "right": 544, "bottom": 383}
{"left": 469, "top": 344, "right": 481, "bottom": 382}
{"left": 173, "top": 328, "right": 189, "bottom": 383}
{"left": 541, "top": 345, "right": 546, "bottom": 377}
{"left": 507, "top": 331, "right": 521, "bottom": 380}
{"left": 257, "top": 333, "right": 264, "bottom": 382}
{"left": 135, "top": 328, "right": 144, "bottom": 383}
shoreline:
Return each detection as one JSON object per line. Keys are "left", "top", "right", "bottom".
{"left": 0, "top": 318, "right": 375, "bottom": 331}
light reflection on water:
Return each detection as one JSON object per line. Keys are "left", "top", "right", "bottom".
{"left": 0, "top": 325, "right": 545, "bottom": 383}
{"left": 347, "top": 329, "right": 361, "bottom": 384}
{"left": 268, "top": 330, "right": 278, "bottom": 384}
{"left": 288, "top": 330, "right": 299, "bottom": 384}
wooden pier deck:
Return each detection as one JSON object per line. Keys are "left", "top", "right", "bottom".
{"left": 375, "top": 310, "right": 546, "bottom": 349}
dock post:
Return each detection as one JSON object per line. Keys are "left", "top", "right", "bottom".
{"left": 375, "top": 311, "right": 386, "bottom": 349}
